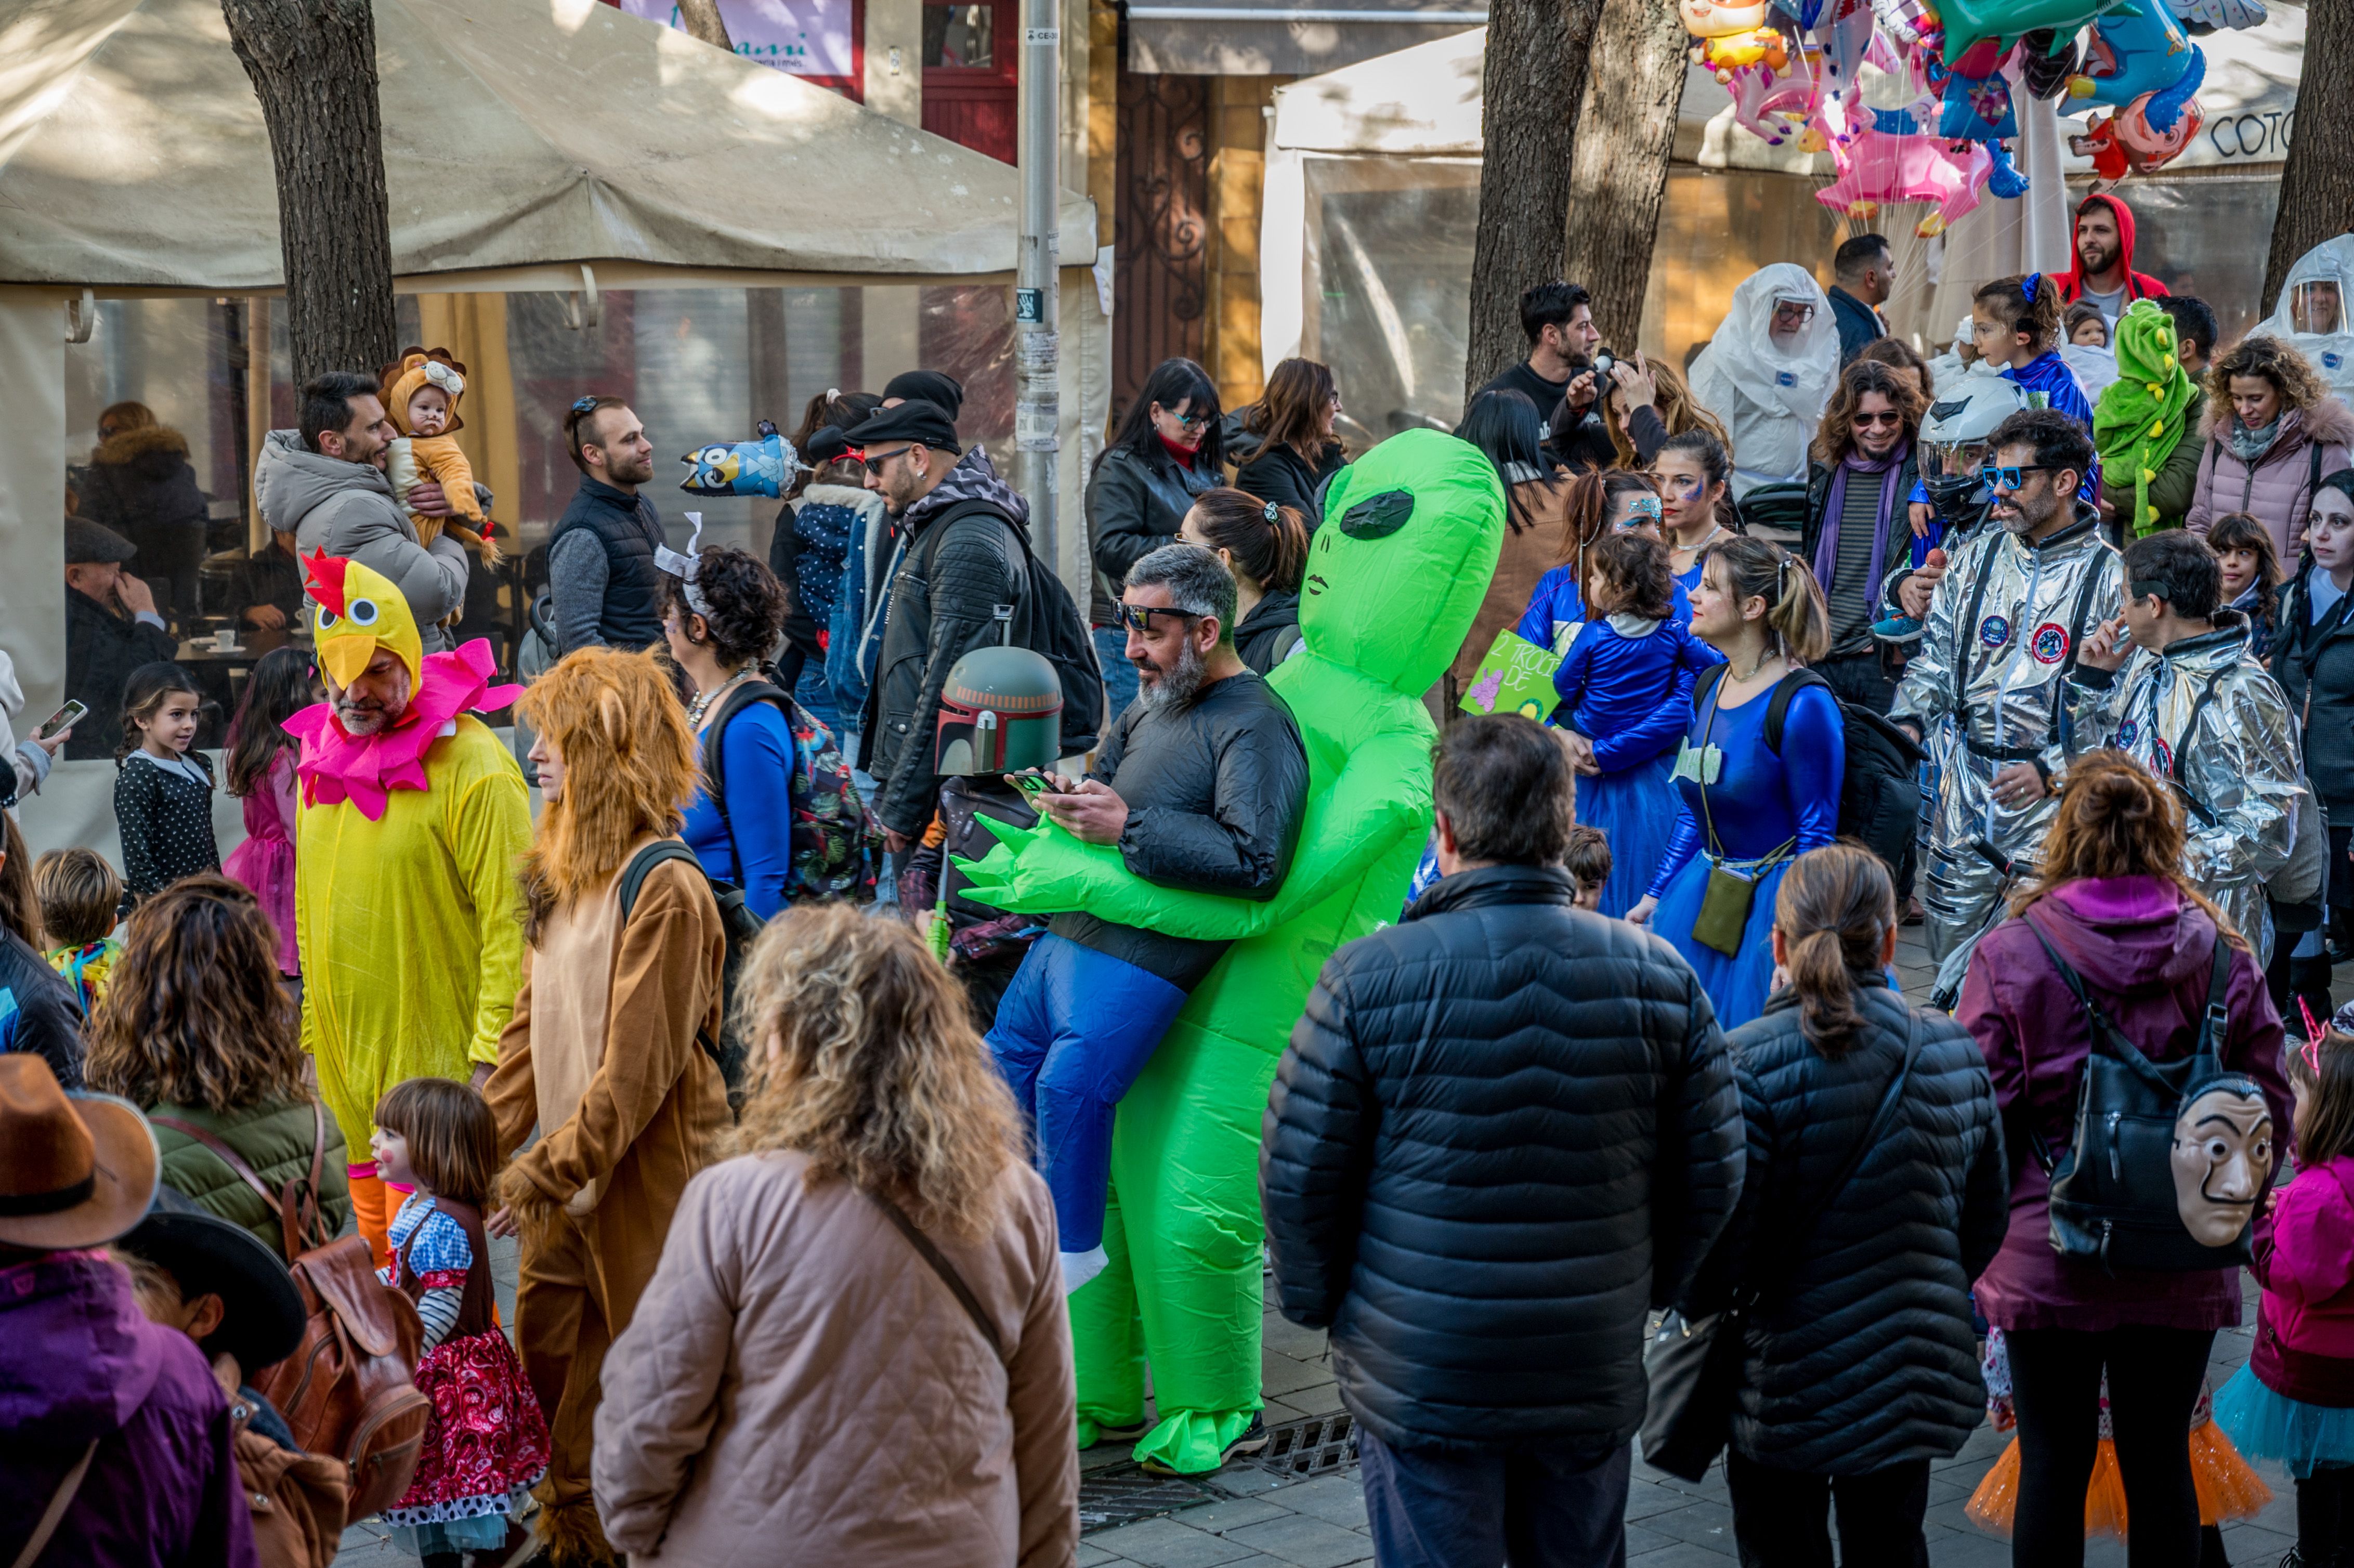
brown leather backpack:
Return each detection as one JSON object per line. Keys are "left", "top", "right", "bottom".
{"left": 151, "top": 1104, "right": 433, "bottom": 1520}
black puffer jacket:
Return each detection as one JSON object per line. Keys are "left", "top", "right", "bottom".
{"left": 2274, "top": 557, "right": 2354, "bottom": 818}
{"left": 1262, "top": 864, "right": 1744, "bottom": 1451}
{"left": 1086, "top": 443, "right": 1218, "bottom": 624}
{"left": 1234, "top": 591, "right": 1303, "bottom": 674}
{"left": 1681, "top": 981, "right": 2008, "bottom": 1474}
{"left": 864, "top": 449, "right": 1034, "bottom": 837}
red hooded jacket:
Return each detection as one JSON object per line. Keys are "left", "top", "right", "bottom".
{"left": 2055, "top": 193, "right": 2169, "bottom": 307}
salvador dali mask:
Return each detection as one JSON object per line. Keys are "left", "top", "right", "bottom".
{"left": 2170, "top": 1077, "right": 2274, "bottom": 1248}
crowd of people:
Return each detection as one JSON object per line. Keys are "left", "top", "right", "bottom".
{"left": 10, "top": 189, "right": 2354, "bottom": 1568}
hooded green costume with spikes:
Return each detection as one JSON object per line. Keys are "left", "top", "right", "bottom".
{"left": 959, "top": 429, "right": 1506, "bottom": 1472}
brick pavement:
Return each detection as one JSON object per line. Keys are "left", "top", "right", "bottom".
{"left": 336, "top": 929, "right": 2326, "bottom": 1565}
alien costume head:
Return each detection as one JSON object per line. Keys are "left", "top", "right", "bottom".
{"left": 1302, "top": 428, "right": 1505, "bottom": 696}
{"left": 2170, "top": 1076, "right": 2274, "bottom": 1248}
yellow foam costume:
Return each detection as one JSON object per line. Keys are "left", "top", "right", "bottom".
{"left": 291, "top": 552, "right": 531, "bottom": 1263}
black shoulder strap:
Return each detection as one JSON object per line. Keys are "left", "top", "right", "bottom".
{"left": 701, "top": 679, "right": 791, "bottom": 882}
{"left": 2042, "top": 547, "right": 2112, "bottom": 749}
{"left": 2163, "top": 672, "right": 2228, "bottom": 827}
{"left": 1953, "top": 536, "right": 2006, "bottom": 720}
{"left": 2198, "top": 930, "right": 2232, "bottom": 1060}
{"left": 1694, "top": 662, "right": 1728, "bottom": 716}
{"left": 865, "top": 1187, "right": 1007, "bottom": 1363}
{"left": 1762, "top": 667, "right": 1834, "bottom": 754}
{"left": 619, "top": 840, "right": 703, "bottom": 923}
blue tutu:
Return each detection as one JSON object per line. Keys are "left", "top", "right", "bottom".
{"left": 1579, "top": 754, "right": 1678, "bottom": 919}
{"left": 2213, "top": 1362, "right": 2354, "bottom": 1479}
{"left": 1650, "top": 848, "right": 1789, "bottom": 1031}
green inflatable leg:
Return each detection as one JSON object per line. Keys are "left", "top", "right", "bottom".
{"left": 1108, "top": 1014, "right": 1279, "bottom": 1473}
{"left": 1071, "top": 1182, "right": 1147, "bottom": 1447}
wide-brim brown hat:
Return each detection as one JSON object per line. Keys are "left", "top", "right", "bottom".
{"left": 0, "top": 1056, "right": 159, "bottom": 1250}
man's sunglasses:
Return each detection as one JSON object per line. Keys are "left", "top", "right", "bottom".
{"left": 1115, "top": 603, "right": 1199, "bottom": 633}
{"left": 849, "top": 445, "right": 914, "bottom": 474}
{"left": 1982, "top": 463, "right": 2058, "bottom": 492}
{"left": 1853, "top": 410, "right": 1904, "bottom": 428}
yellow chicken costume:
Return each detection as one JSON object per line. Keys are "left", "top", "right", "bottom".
{"left": 289, "top": 551, "right": 531, "bottom": 1263}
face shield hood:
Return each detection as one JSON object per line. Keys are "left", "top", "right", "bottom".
{"left": 2260, "top": 235, "right": 2354, "bottom": 400}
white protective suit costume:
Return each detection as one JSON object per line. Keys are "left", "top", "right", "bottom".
{"left": 2064, "top": 611, "right": 2305, "bottom": 965}
{"left": 1687, "top": 264, "right": 1841, "bottom": 499}
{"left": 1889, "top": 500, "right": 2123, "bottom": 962}
{"left": 2258, "top": 236, "right": 2354, "bottom": 404}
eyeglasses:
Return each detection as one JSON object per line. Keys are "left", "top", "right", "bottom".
{"left": 1772, "top": 302, "right": 1817, "bottom": 323}
{"left": 1115, "top": 603, "right": 1199, "bottom": 634}
{"left": 1982, "top": 463, "right": 2058, "bottom": 493}
{"left": 855, "top": 445, "right": 914, "bottom": 474}
{"left": 1853, "top": 410, "right": 1904, "bottom": 428}
{"left": 1157, "top": 406, "right": 1207, "bottom": 429}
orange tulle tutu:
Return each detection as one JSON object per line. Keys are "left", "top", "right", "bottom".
{"left": 1965, "top": 1422, "right": 2273, "bottom": 1539}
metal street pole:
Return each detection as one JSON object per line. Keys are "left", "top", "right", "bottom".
{"left": 1014, "top": 0, "right": 1060, "bottom": 569}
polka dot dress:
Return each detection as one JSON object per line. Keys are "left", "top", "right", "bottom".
{"left": 114, "top": 750, "right": 221, "bottom": 900}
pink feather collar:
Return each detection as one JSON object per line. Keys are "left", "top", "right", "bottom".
{"left": 287, "top": 638, "right": 522, "bottom": 820}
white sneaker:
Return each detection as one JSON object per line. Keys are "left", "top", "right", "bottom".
{"left": 1060, "top": 1246, "right": 1109, "bottom": 1295}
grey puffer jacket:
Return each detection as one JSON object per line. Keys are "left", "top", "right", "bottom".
{"left": 865, "top": 449, "right": 1034, "bottom": 837}
{"left": 1680, "top": 982, "right": 2009, "bottom": 1475}
{"left": 254, "top": 429, "right": 467, "bottom": 651}
{"left": 1262, "top": 863, "right": 1744, "bottom": 1452}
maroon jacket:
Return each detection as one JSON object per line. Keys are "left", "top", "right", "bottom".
{"left": 1958, "top": 875, "right": 2290, "bottom": 1333}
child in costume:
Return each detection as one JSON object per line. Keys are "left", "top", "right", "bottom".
{"left": 1564, "top": 824, "right": 1610, "bottom": 913}
{"left": 35, "top": 847, "right": 123, "bottom": 1012}
{"left": 372, "top": 1077, "right": 550, "bottom": 1566}
{"left": 1969, "top": 1326, "right": 2269, "bottom": 1551}
{"left": 223, "top": 647, "right": 312, "bottom": 995}
{"left": 113, "top": 661, "right": 219, "bottom": 903}
{"left": 960, "top": 429, "right": 1507, "bottom": 1474}
{"left": 1971, "top": 275, "right": 2100, "bottom": 494}
{"left": 2214, "top": 1025, "right": 2354, "bottom": 1560}
{"left": 1548, "top": 533, "right": 1722, "bottom": 917}
{"left": 381, "top": 350, "right": 499, "bottom": 581}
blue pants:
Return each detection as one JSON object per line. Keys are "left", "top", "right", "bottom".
{"left": 1094, "top": 625, "right": 1140, "bottom": 727}
{"left": 1359, "top": 1428, "right": 1630, "bottom": 1568}
{"left": 985, "top": 932, "right": 1188, "bottom": 1253}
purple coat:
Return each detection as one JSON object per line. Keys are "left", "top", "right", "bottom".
{"left": 0, "top": 1250, "right": 258, "bottom": 1568}
{"left": 1958, "top": 876, "right": 2291, "bottom": 1333}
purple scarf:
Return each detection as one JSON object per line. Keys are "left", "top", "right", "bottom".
{"left": 1813, "top": 438, "right": 1912, "bottom": 603}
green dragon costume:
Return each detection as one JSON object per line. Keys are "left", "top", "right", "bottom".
{"left": 959, "top": 429, "right": 1505, "bottom": 1472}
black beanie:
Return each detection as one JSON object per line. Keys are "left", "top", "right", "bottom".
{"left": 882, "top": 369, "right": 966, "bottom": 421}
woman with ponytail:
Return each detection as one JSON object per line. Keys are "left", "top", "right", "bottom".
{"left": 1513, "top": 471, "right": 1675, "bottom": 655}
{"left": 1629, "top": 537, "right": 1839, "bottom": 1027}
{"left": 1180, "top": 487, "right": 1310, "bottom": 673}
{"left": 1958, "top": 753, "right": 2291, "bottom": 1564}
{"left": 1679, "top": 843, "right": 2006, "bottom": 1566}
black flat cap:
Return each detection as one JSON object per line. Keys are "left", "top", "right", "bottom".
{"left": 845, "top": 399, "right": 960, "bottom": 454}
{"left": 883, "top": 370, "right": 965, "bottom": 421}
{"left": 66, "top": 518, "right": 138, "bottom": 565}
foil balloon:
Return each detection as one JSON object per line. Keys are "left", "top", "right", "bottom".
{"left": 2071, "top": 91, "right": 2204, "bottom": 180}
{"left": 2073, "top": 0, "right": 2204, "bottom": 134}
{"left": 2172, "top": 0, "right": 2265, "bottom": 29}
{"left": 1939, "top": 0, "right": 2111, "bottom": 60}
{"left": 2018, "top": 26, "right": 2081, "bottom": 100}
{"left": 1869, "top": 0, "right": 1937, "bottom": 49}
{"left": 1815, "top": 128, "right": 1992, "bottom": 238}
{"left": 677, "top": 421, "right": 801, "bottom": 497}
{"left": 1681, "top": 0, "right": 1788, "bottom": 78}
{"left": 1729, "top": 52, "right": 1823, "bottom": 145}
{"left": 1938, "top": 37, "right": 2020, "bottom": 141}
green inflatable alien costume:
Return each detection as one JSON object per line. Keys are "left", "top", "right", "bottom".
{"left": 960, "top": 429, "right": 1505, "bottom": 1472}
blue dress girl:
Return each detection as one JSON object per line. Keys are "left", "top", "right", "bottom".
{"left": 1550, "top": 534, "right": 1723, "bottom": 916}
{"left": 1631, "top": 539, "right": 1843, "bottom": 1029}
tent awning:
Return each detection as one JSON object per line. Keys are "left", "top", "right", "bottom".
{"left": 0, "top": 0, "right": 1097, "bottom": 291}
{"left": 1128, "top": 0, "right": 1483, "bottom": 75}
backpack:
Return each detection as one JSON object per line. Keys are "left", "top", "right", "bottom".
{"left": 1695, "top": 664, "right": 1923, "bottom": 876}
{"left": 704, "top": 675, "right": 881, "bottom": 904}
{"left": 922, "top": 498, "right": 1106, "bottom": 754}
{"left": 150, "top": 1104, "right": 431, "bottom": 1521}
{"left": 618, "top": 839, "right": 760, "bottom": 1105}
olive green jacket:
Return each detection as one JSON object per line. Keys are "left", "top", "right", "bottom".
{"left": 150, "top": 1097, "right": 352, "bottom": 1260}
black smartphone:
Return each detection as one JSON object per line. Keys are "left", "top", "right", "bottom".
{"left": 1010, "top": 770, "right": 1060, "bottom": 801}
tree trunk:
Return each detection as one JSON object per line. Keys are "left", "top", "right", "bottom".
{"left": 1464, "top": 0, "right": 1608, "bottom": 402}
{"left": 674, "top": 0, "right": 736, "bottom": 51}
{"left": 1560, "top": 0, "right": 1687, "bottom": 351}
{"left": 2263, "top": 0, "right": 2354, "bottom": 307}
{"left": 220, "top": 0, "right": 399, "bottom": 388}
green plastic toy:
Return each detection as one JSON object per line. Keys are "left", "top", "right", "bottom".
{"left": 958, "top": 428, "right": 1505, "bottom": 1472}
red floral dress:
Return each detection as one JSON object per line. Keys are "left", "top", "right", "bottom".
{"left": 378, "top": 1194, "right": 550, "bottom": 1528}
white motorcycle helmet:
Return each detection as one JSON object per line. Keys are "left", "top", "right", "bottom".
{"left": 1919, "top": 369, "right": 2036, "bottom": 527}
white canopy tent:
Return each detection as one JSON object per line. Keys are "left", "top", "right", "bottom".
{"left": 0, "top": 0, "right": 1103, "bottom": 855}
{"left": 1262, "top": 11, "right": 2301, "bottom": 433}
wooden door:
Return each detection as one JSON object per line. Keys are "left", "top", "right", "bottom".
{"left": 921, "top": 0, "right": 1017, "bottom": 163}
{"left": 1111, "top": 69, "right": 1209, "bottom": 424}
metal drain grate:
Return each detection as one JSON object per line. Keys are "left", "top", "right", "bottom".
{"left": 1253, "top": 1412, "right": 1359, "bottom": 1478}
{"left": 1078, "top": 1462, "right": 1212, "bottom": 1532}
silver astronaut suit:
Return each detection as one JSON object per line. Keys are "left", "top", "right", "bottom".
{"left": 1889, "top": 503, "right": 2122, "bottom": 960}
{"left": 2065, "top": 611, "right": 2305, "bottom": 965}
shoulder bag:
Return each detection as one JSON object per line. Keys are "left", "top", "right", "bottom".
{"left": 864, "top": 1187, "right": 1007, "bottom": 1365}
{"left": 1641, "top": 1012, "right": 1920, "bottom": 1481}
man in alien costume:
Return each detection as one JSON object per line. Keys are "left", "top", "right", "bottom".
{"left": 959, "top": 428, "right": 1505, "bottom": 1474}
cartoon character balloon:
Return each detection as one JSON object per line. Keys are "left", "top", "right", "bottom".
{"left": 677, "top": 421, "right": 802, "bottom": 498}
{"left": 2070, "top": 91, "right": 2205, "bottom": 180}
{"left": 1682, "top": 0, "right": 1788, "bottom": 79}
{"left": 2071, "top": 0, "right": 2204, "bottom": 135}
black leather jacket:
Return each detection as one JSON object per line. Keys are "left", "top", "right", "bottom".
{"left": 1049, "top": 669, "right": 1308, "bottom": 990}
{"left": 1263, "top": 863, "right": 1744, "bottom": 1451}
{"left": 2275, "top": 557, "right": 2354, "bottom": 818}
{"left": 1086, "top": 443, "right": 1219, "bottom": 623}
{"left": 1679, "top": 983, "right": 2008, "bottom": 1474}
{"left": 1235, "top": 442, "right": 1345, "bottom": 525}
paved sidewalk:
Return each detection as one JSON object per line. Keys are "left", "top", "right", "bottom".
{"left": 338, "top": 928, "right": 2324, "bottom": 1565}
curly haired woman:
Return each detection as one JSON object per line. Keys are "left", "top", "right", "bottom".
{"left": 480, "top": 646, "right": 731, "bottom": 1568}
{"left": 85, "top": 874, "right": 351, "bottom": 1259}
{"left": 2187, "top": 332, "right": 2354, "bottom": 563}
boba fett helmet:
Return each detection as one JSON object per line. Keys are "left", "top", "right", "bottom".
{"left": 936, "top": 643, "right": 1064, "bottom": 774}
